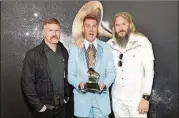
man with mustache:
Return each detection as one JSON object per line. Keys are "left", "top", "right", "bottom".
{"left": 108, "top": 12, "right": 155, "bottom": 118}
{"left": 68, "top": 14, "right": 116, "bottom": 118}
{"left": 21, "top": 18, "right": 72, "bottom": 118}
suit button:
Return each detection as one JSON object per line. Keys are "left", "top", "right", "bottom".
{"left": 122, "top": 78, "right": 123, "bottom": 79}
{"left": 122, "top": 70, "right": 123, "bottom": 71}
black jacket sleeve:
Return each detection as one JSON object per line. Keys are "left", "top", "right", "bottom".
{"left": 21, "top": 51, "right": 43, "bottom": 111}
{"left": 64, "top": 49, "right": 73, "bottom": 100}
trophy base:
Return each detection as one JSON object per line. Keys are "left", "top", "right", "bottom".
{"left": 84, "top": 83, "right": 101, "bottom": 93}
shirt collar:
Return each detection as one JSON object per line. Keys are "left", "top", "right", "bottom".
{"left": 44, "top": 43, "right": 52, "bottom": 52}
{"left": 84, "top": 38, "right": 97, "bottom": 50}
{"left": 44, "top": 41, "right": 60, "bottom": 53}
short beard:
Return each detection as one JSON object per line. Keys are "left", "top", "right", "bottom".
{"left": 115, "top": 31, "right": 130, "bottom": 48}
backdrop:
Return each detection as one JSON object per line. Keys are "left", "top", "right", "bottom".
{"left": 1, "top": 1, "right": 178, "bottom": 118}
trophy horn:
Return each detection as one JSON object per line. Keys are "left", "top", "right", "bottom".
{"left": 72, "top": 1, "right": 112, "bottom": 41}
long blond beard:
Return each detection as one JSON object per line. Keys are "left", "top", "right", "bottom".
{"left": 115, "top": 32, "right": 130, "bottom": 48}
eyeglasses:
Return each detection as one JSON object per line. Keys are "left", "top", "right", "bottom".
{"left": 118, "top": 54, "right": 123, "bottom": 67}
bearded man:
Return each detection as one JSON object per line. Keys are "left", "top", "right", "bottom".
{"left": 108, "top": 12, "right": 155, "bottom": 118}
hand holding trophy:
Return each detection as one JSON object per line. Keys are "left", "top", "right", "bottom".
{"left": 82, "top": 68, "right": 106, "bottom": 93}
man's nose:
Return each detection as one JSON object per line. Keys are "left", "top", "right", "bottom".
{"left": 89, "top": 27, "right": 93, "bottom": 31}
{"left": 52, "top": 31, "right": 56, "bottom": 36}
{"left": 119, "top": 26, "right": 125, "bottom": 31}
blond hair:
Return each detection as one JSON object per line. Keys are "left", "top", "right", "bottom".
{"left": 112, "top": 12, "right": 135, "bottom": 35}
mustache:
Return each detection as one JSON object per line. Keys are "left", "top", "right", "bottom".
{"left": 50, "top": 36, "right": 58, "bottom": 39}
{"left": 119, "top": 30, "right": 126, "bottom": 33}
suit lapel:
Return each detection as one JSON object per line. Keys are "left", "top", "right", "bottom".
{"left": 78, "top": 47, "right": 88, "bottom": 71}
{"left": 94, "top": 41, "right": 103, "bottom": 71}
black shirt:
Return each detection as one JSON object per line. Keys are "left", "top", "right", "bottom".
{"left": 44, "top": 43, "right": 65, "bottom": 105}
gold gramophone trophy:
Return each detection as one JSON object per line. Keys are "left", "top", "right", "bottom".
{"left": 84, "top": 68, "right": 101, "bottom": 93}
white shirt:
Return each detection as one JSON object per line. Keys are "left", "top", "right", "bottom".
{"left": 108, "top": 33, "right": 155, "bottom": 101}
{"left": 84, "top": 39, "right": 97, "bottom": 50}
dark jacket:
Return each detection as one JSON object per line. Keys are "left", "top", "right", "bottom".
{"left": 21, "top": 40, "right": 72, "bottom": 111}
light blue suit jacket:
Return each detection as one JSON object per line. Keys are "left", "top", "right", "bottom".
{"left": 68, "top": 39, "right": 116, "bottom": 117}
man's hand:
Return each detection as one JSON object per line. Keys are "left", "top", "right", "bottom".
{"left": 39, "top": 105, "right": 47, "bottom": 112}
{"left": 75, "top": 39, "right": 84, "bottom": 48}
{"left": 138, "top": 98, "right": 149, "bottom": 114}
{"left": 99, "top": 83, "right": 106, "bottom": 91}
{"left": 64, "top": 97, "right": 70, "bottom": 103}
{"left": 79, "top": 82, "right": 86, "bottom": 90}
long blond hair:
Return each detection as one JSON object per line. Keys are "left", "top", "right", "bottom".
{"left": 112, "top": 12, "right": 136, "bottom": 37}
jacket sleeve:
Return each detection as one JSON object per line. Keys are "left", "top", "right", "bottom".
{"left": 64, "top": 50, "right": 73, "bottom": 99}
{"left": 67, "top": 46, "right": 83, "bottom": 90}
{"left": 21, "top": 51, "right": 43, "bottom": 111}
{"left": 142, "top": 60, "right": 154, "bottom": 95}
{"left": 141, "top": 38, "right": 155, "bottom": 95}
{"left": 102, "top": 44, "right": 116, "bottom": 88}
